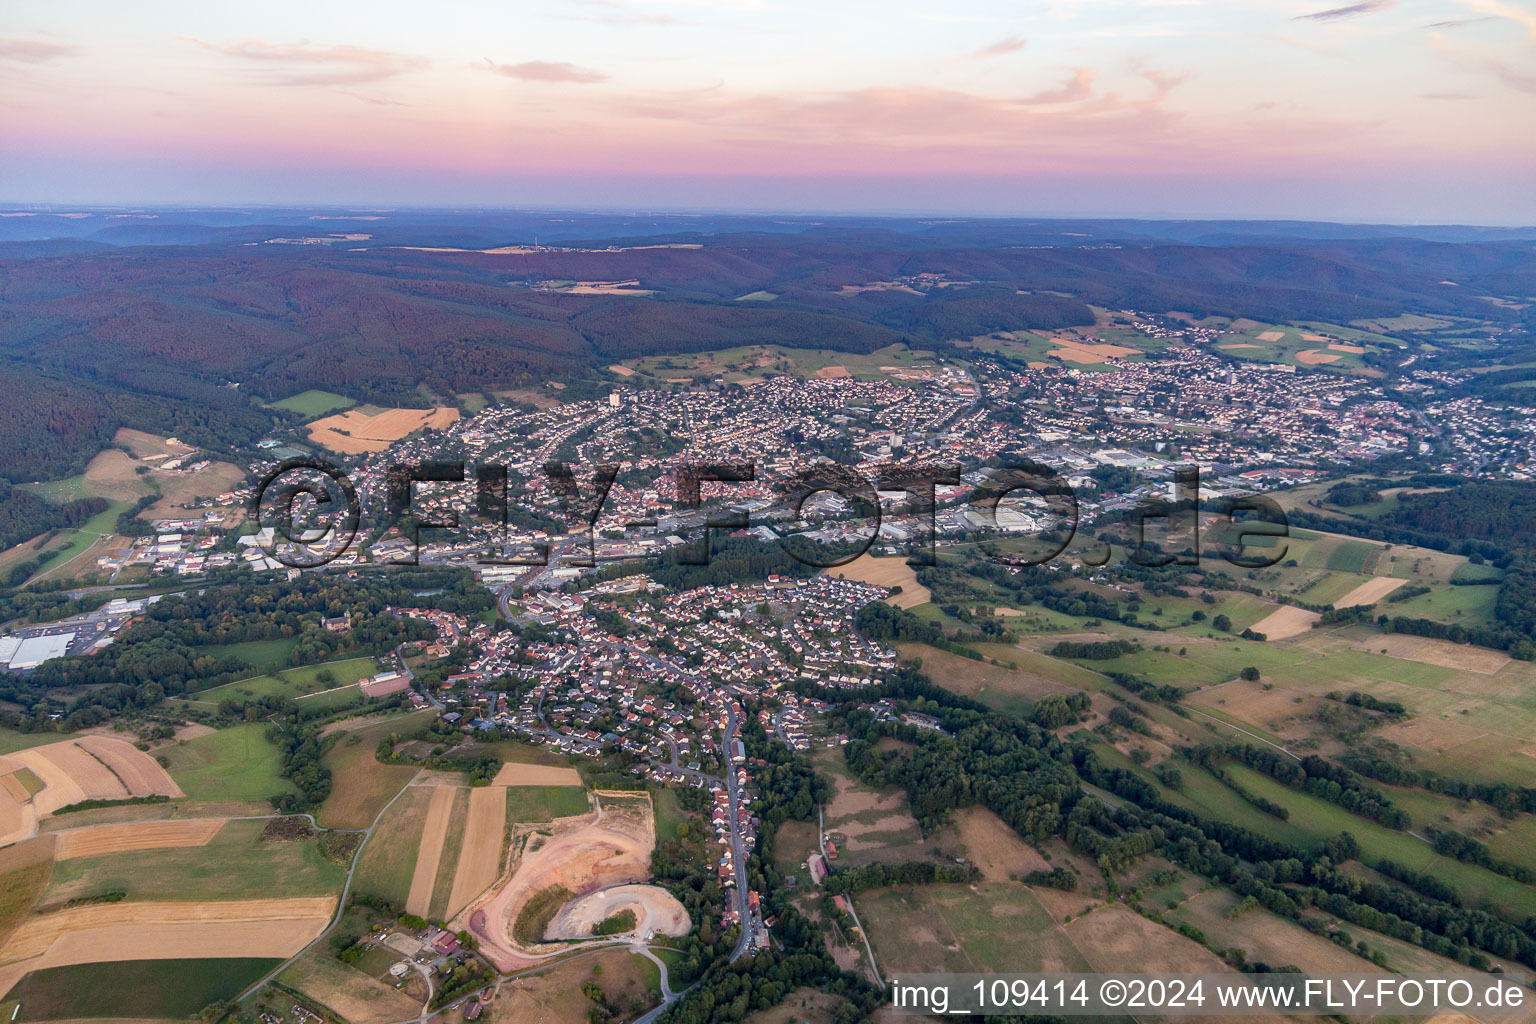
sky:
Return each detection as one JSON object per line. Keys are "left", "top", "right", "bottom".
{"left": 1, "top": 0, "right": 1533, "bottom": 222}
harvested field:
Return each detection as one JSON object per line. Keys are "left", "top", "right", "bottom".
{"left": 953, "top": 808, "right": 1049, "bottom": 882}
{"left": 492, "top": 763, "right": 583, "bottom": 787}
{"left": 8, "top": 737, "right": 182, "bottom": 817}
{"left": 405, "top": 785, "right": 456, "bottom": 917}
{"left": 307, "top": 407, "right": 459, "bottom": 454}
{"left": 814, "top": 365, "right": 851, "bottom": 378}
{"left": 0, "top": 897, "right": 335, "bottom": 992}
{"left": 545, "top": 883, "right": 689, "bottom": 940}
{"left": 0, "top": 788, "right": 33, "bottom": 849}
{"left": 1063, "top": 905, "right": 1228, "bottom": 974}
{"left": 446, "top": 785, "right": 508, "bottom": 919}
{"left": 71, "top": 737, "right": 182, "bottom": 799}
{"left": 1334, "top": 575, "right": 1407, "bottom": 608}
{"left": 608, "top": 364, "right": 635, "bottom": 376}
{"left": 1256, "top": 330, "right": 1286, "bottom": 342}
{"left": 1047, "top": 340, "right": 1137, "bottom": 363}
{"left": 1296, "top": 349, "right": 1342, "bottom": 365}
{"left": 54, "top": 820, "right": 223, "bottom": 860}
{"left": 1219, "top": 343, "right": 1260, "bottom": 350}
{"left": 1329, "top": 342, "right": 1367, "bottom": 353}
{"left": 1367, "top": 634, "right": 1509, "bottom": 675}
{"left": 465, "top": 793, "right": 657, "bottom": 969}
{"left": 822, "top": 554, "right": 929, "bottom": 609}
{"left": 1248, "top": 605, "right": 1320, "bottom": 640}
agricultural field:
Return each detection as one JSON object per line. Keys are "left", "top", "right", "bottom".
{"left": 857, "top": 882, "right": 1092, "bottom": 974}
{"left": 269, "top": 389, "right": 357, "bottom": 418}
{"left": 822, "top": 554, "right": 929, "bottom": 608}
{"left": 1205, "top": 319, "right": 1395, "bottom": 373}
{"left": 896, "top": 643, "right": 1078, "bottom": 716}
{"left": 351, "top": 785, "right": 433, "bottom": 907}
{"left": 617, "top": 342, "right": 938, "bottom": 384}
{"left": 42, "top": 818, "right": 346, "bottom": 905}
{"left": 158, "top": 723, "right": 297, "bottom": 807}
{"left": 0, "top": 956, "right": 282, "bottom": 1021}
{"left": 306, "top": 405, "right": 460, "bottom": 454}
{"left": 315, "top": 710, "right": 431, "bottom": 830}
{"left": 503, "top": 784, "right": 591, "bottom": 824}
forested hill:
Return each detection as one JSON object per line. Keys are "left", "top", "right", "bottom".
{"left": 0, "top": 217, "right": 1532, "bottom": 482}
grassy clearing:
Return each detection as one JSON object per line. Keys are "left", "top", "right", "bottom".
{"left": 160, "top": 722, "right": 296, "bottom": 805}
{"left": 1, "top": 958, "right": 280, "bottom": 1019}
{"left": 269, "top": 389, "right": 356, "bottom": 418}
{"left": 194, "top": 657, "right": 378, "bottom": 703}
{"left": 197, "top": 637, "right": 301, "bottom": 673}
{"left": 651, "top": 786, "right": 692, "bottom": 843}
{"left": 42, "top": 819, "right": 345, "bottom": 904}
{"left": 505, "top": 785, "right": 590, "bottom": 823}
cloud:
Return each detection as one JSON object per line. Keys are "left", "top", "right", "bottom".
{"left": 614, "top": 67, "right": 1185, "bottom": 153}
{"left": 1458, "top": 0, "right": 1536, "bottom": 42}
{"left": 970, "top": 36, "right": 1027, "bottom": 58}
{"left": 1019, "top": 67, "right": 1096, "bottom": 104}
{"left": 0, "top": 37, "right": 76, "bottom": 63}
{"left": 184, "top": 37, "right": 426, "bottom": 85}
{"left": 485, "top": 59, "right": 608, "bottom": 83}
{"left": 1423, "top": 15, "right": 1496, "bottom": 28}
{"left": 1294, "top": 0, "right": 1394, "bottom": 22}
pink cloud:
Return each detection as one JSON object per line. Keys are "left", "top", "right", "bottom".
{"left": 0, "top": 37, "right": 76, "bottom": 63}
{"left": 484, "top": 59, "right": 608, "bottom": 83}
{"left": 971, "top": 36, "right": 1027, "bottom": 58}
{"left": 184, "top": 37, "right": 426, "bottom": 85}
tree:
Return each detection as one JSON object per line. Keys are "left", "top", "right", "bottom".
{"left": 1240, "top": 666, "right": 1260, "bottom": 681}
{"left": 1213, "top": 614, "right": 1232, "bottom": 632}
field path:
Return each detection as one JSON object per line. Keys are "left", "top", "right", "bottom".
{"left": 405, "top": 784, "right": 456, "bottom": 917}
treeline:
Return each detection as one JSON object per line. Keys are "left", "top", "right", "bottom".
{"left": 1429, "top": 829, "right": 1535, "bottom": 885}
{"left": 0, "top": 479, "right": 107, "bottom": 549}
{"left": 1195, "top": 744, "right": 1411, "bottom": 830}
{"left": 1075, "top": 752, "right": 1536, "bottom": 971}
{"left": 1338, "top": 752, "right": 1536, "bottom": 817}
{"left": 822, "top": 859, "right": 978, "bottom": 895}
{"left": 1325, "top": 690, "right": 1407, "bottom": 719}
{"left": 1049, "top": 638, "right": 1139, "bottom": 660}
